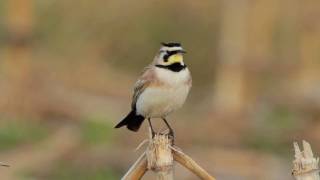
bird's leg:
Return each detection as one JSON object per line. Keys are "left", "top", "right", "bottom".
{"left": 148, "top": 118, "right": 156, "bottom": 137}
{"left": 162, "top": 118, "right": 174, "bottom": 142}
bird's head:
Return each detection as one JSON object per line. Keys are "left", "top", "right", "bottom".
{"left": 154, "top": 42, "right": 186, "bottom": 66}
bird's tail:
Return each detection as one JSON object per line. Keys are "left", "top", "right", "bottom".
{"left": 114, "top": 110, "right": 145, "bottom": 132}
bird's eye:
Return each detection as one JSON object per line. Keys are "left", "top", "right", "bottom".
{"left": 163, "top": 52, "right": 170, "bottom": 62}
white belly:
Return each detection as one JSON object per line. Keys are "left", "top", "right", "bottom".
{"left": 136, "top": 85, "right": 190, "bottom": 117}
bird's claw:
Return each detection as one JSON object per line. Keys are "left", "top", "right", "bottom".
{"left": 168, "top": 130, "right": 175, "bottom": 144}
{"left": 151, "top": 131, "right": 156, "bottom": 138}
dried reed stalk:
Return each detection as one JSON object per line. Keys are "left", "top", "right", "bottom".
{"left": 121, "top": 128, "right": 216, "bottom": 179}
{"left": 173, "top": 147, "right": 216, "bottom": 180}
{"left": 292, "top": 140, "right": 320, "bottom": 180}
{"left": 121, "top": 152, "right": 147, "bottom": 180}
{"left": 146, "top": 133, "right": 174, "bottom": 180}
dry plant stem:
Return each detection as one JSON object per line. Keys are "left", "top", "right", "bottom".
{"left": 146, "top": 132, "right": 174, "bottom": 180}
{"left": 172, "top": 147, "right": 216, "bottom": 180}
{"left": 121, "top": 152, "right": 147, "bottom": 180}
{"left": 122, "top": 128, "right": 216, "bottom": 179}
{"left": 292, "top": 140, "right": 320, "bottom": 180}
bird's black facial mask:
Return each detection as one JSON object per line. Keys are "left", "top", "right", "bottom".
{"left": 163, "top": 50, "right": 186, "bottom": 64}
{"left": 156, "top": 50, "right": 187, "bottom": 72}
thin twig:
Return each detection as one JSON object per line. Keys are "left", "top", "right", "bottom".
{"left": 135, "top": 139, "right": 149, "bottom": 152}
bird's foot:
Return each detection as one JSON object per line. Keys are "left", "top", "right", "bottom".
{"left": 149, "top": 128, "right": 156, "bottom": 138}
{"left": 151, "top": 131, "right": 156, "bottom": 138}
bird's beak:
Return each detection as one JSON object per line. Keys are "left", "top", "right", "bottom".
{"left": 179, "top": 50, "right": 187, "bottom": 54}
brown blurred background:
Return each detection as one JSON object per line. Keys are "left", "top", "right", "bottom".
{"left": 1, "top": 0, "right": 320, "bottom": 179}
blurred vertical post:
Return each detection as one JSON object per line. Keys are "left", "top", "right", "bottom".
{"left": 2, "top": 0, "right": 34, "bottom": 114}
{"left": 297, "top": 1, "right": 320, "bottom": 98}
{"left": 246, "top": 0, "right": 278, "bottom": 102}
{"left": 247, "top": 0, "right": 277, "bottom": 63}
{"left": 213, "top": 0, "right": 248, "bottom": 113}
{"left": 6, "top": 0, "right": 33, "bottom": 79}
{"left": 278, "top": 0, "right": 299, "bottom": 64}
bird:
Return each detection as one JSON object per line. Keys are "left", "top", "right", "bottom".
{"left": 114, "top": 42, "right": 192, "bottom": 138}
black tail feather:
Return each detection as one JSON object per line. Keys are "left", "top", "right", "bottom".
{"left": 115, "top": 111, "right": 145, "bottom": 132}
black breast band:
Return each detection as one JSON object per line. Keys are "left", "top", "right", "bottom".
{"left": 155, "top": 63, "right": 187, "bottom": 72}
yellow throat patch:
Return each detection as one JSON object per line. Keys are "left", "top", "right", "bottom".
{"left": 167, "top": 54, "right": 183, "bottom": 64}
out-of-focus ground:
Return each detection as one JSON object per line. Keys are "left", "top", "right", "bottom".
{"left": 1, "top": 0, "right": 320, "bottom": 179}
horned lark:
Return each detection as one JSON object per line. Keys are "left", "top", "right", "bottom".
{"left": 115, "top": 42, "right": 192, "bottom": 137}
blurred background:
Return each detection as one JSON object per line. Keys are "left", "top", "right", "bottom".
{"left": 0, "top": 0, "right": 320, "bottom": 179}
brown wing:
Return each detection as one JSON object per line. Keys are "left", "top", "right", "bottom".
{"left": 131, "top": 66, "right": 155, "bottom": 110}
